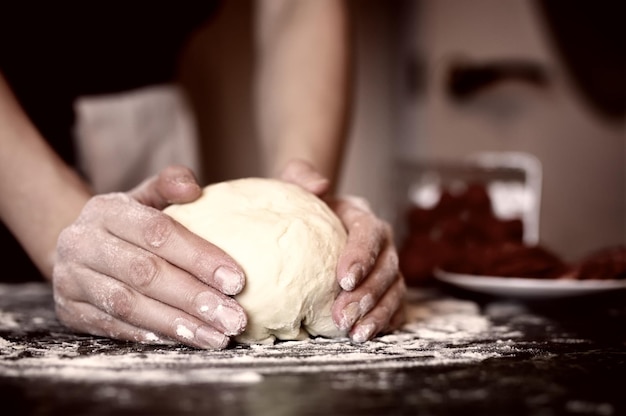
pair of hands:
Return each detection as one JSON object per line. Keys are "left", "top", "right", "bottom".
{"left": 53, "top": 161, "right": 406, "bottom": 349}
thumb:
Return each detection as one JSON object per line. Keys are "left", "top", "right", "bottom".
{"left": 278, "top": 159, "right": 331, "bottom": 196}
{"left": 128, "top": 165, "right": 202, "bottom": 209}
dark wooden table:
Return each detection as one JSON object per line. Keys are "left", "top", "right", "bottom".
{"left": 1, "top": 281, "right": 625, "bottom": 416}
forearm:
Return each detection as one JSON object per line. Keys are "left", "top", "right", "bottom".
{"left": 255, "top": 0, "right": 351, "bottom": 187}
{"left": 0, "top": 72, "right": 91, "bottom": 280}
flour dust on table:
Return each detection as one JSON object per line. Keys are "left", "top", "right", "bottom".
{"left": 0, "top": 283, "right": 575, "bottom": 386}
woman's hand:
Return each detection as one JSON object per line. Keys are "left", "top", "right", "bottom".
{"left": 52, "top": 165, "right": 247, "bottom": 349}
{"left": 280, "top": 159, "right": 407, "bottom": 342}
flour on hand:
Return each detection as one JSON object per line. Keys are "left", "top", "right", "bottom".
{"left": 164, "top": 178, "right": 348, "bottom": 344}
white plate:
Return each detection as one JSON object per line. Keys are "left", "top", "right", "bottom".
{"left": 434, "top": 269, "right": 626, "bottom": 299}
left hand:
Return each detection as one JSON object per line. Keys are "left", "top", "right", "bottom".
{"left": 279, "top": 160, "right": 407, "bottom": 342}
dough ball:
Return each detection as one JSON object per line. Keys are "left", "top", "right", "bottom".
{"left": 163, "top": 178, "right": 348, "bottom": 344}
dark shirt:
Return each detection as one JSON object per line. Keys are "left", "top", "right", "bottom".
{"left": 0, "top": 2, "right": 220, "bottom": 281}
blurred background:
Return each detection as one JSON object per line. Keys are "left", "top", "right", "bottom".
{"left": 176, "top": 0, "right": 625, "bottom": 264}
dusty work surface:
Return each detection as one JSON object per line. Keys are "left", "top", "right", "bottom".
{"left": 1, "top": 282, "right": 625, "bottom": 416}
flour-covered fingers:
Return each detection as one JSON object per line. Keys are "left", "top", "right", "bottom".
{"left": 349, "top": 277, "right": 407, "bottom": 343}
{"left": 65, "top": 236, "right": 247, "bottom": 336}
{"left": 78, "top": 193, "right": 245, "bottom": 295}
{"left": 55, "top": 300, "right": 175, "bottom": 345}
{"left": 331, "top": 196, "right": 386, "bottom": 291}
{"left": 332, "top": 242, "right": 399, "bottom": 332}
{"left": 61, "top": 273, "right": 231, "bottom": 349}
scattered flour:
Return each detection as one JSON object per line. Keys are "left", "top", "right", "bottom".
{"left": 0, "top": 311, "right": 19, "bottom": 329}
{"left": 0, "top": 337, "right": 14, "bottom": 348}
{"left": 0, "top": 287, "right": 523, "bottom": 385}
{"left": 175, "top": 324, "right": 194, "bottom": 340}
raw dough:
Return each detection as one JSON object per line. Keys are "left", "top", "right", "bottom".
{"left": 163, "top": 178, "right": 348, "bottom": 344}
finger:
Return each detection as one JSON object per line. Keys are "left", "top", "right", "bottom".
{"left": 76, "top": 193, "right": 245, "bottom": 295}
{"left": 332, "top": 242, "right": 399, "bottom": 331}
{"left": 129, "top": 165, "right": 202, "bottom": 209}
{"left": 331, "top": 196, "right": 386, "bottom": 291}
{"left": 385, "top": 298, "right": 407, "bottom": 333}
{"left": 56, "top": 227, "right": 246, "bottom": 335}
{"left": 278, "top": 159, "right": 330, "bottom": 196}
{"left": 349, "top": 277, "right": 407, "bottom": 343}
{"left": 55, "top": 300, "right": 175, "bottom": 345}
{"left": 63, "top": 272, "right": 231, "bottom": 349}
{"left": 77, "top": 235, "right": 247, "bottom": 335}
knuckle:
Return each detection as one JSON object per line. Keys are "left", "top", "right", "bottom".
{"left": 143, "top": 213, "right": 176, "bottom": 249}
{"left": 129, "top": 254, "right": 161, "bottom": 289}
{"left": 105, "top": 284, "right": 136, "bottom": 320}
{"left": 189, "top": 248, "right": 207, "bottom": 269}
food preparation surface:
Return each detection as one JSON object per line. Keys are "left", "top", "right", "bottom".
{"left": 1, "top": 282, "right": 625, "bottom": 415}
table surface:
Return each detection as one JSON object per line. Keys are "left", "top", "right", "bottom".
{"left": 1, "top": 281, "right": 625, "bottom": 416}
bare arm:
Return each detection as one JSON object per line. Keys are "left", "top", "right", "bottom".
{"left": 255, "top": 3, "right": 406, "bottom": 341}
{"left": 0, "top": 72, "right": 90, "bottom": 280}
{"left": 254, "top": 0, "right": 351, "bottom": 187}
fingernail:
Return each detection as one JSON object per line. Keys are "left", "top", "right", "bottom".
{"left": 352, "top": 322, "right": 376, "bottom": 343}
{"left": 175, "top": 317, "right": 230, "bottom": 349}
{"left": 340, "top": 264, "right": 362, "bottom": 291}
{"left": 308, "top": 177, "right": 329, "bottom": 191}
{"left": 340, "top": 302, "right": 360, "bottom": 331}
{"left": 196, "top": 325, "right": 229, "bottom": 349}
{"left": 196, "top": 293, "right": 247, "bottom": 335}
{"left": 215, "top": 304, "right": 246, "bottom": 336}
{"left": 359, "top": 294, "right": 375, "bottom": 315}
{"left": 215, "top": 266, "right": 244, "bottom": 295}
{"left": 174, "top": 318, "right": 196, "bottom": 341}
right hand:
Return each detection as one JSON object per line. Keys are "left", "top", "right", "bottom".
{"left": 52, "top": 165, "right": 247, "bottom": 349}
{"left": 279, "top": 159, "right": 407, "bottom": 342}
